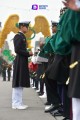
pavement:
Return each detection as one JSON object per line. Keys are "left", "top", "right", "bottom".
{"left": 0, "top": 76, "right": 64, "bottom": 120}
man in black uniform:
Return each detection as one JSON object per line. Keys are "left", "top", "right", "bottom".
{"left": 44, "top": 21, "right": 61, "bottom": 112}
{"left": 45, "top": 19, "right": 71, "bottom": 120}
{"left": 63, "top": 0, "right": 80, "bottom": 120}
{"left": 12, "top": 21, "right": 33, "bottom": 109}
{"left": 7, "top": 64, "right": 12, "bottom": 81}
{"left": 2, "top": 63, "right": 7, "bottom": 81}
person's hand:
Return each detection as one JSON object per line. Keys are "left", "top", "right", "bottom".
{"left": 39, "top": 42, "right": 44, "bottom": 47}
{"left": 62, "top": 0, "right": 80, "bottom": 11}
{"left": 29, "top": 51, "right": 33, "bottom": 56}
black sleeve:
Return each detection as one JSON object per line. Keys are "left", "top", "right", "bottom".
{"left": 13, "top": 34, "right": 30, "bottom": 57}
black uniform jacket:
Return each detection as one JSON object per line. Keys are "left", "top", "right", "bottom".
{"left": 45, "top": 54, "right": 71, "bottom": 84}
{"left": 68, "top": 41, "right": 80, "bottom": 98}
{"left": 12, "top": 32, "right": 30, "bottom": 88}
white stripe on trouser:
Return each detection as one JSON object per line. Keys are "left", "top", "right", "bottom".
{"left": 72, "top": 98, "right": 80, "bottom": 120}
{"left": 12, "top": 87, "right": 23, "bottom": 107}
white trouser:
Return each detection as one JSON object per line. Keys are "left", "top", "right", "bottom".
{"left": 72, "top": 98, "right": 80, "bottom": 120}
{"left": 12, "top": 87, "right": 23, "bottom": 107}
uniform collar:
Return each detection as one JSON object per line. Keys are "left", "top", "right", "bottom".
{"left": 19, "top": 31, "right": 24, "bottom": 35}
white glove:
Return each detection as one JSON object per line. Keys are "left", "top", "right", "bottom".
{"left": 31, "top": 56, "right": 37, "bottom": 64}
